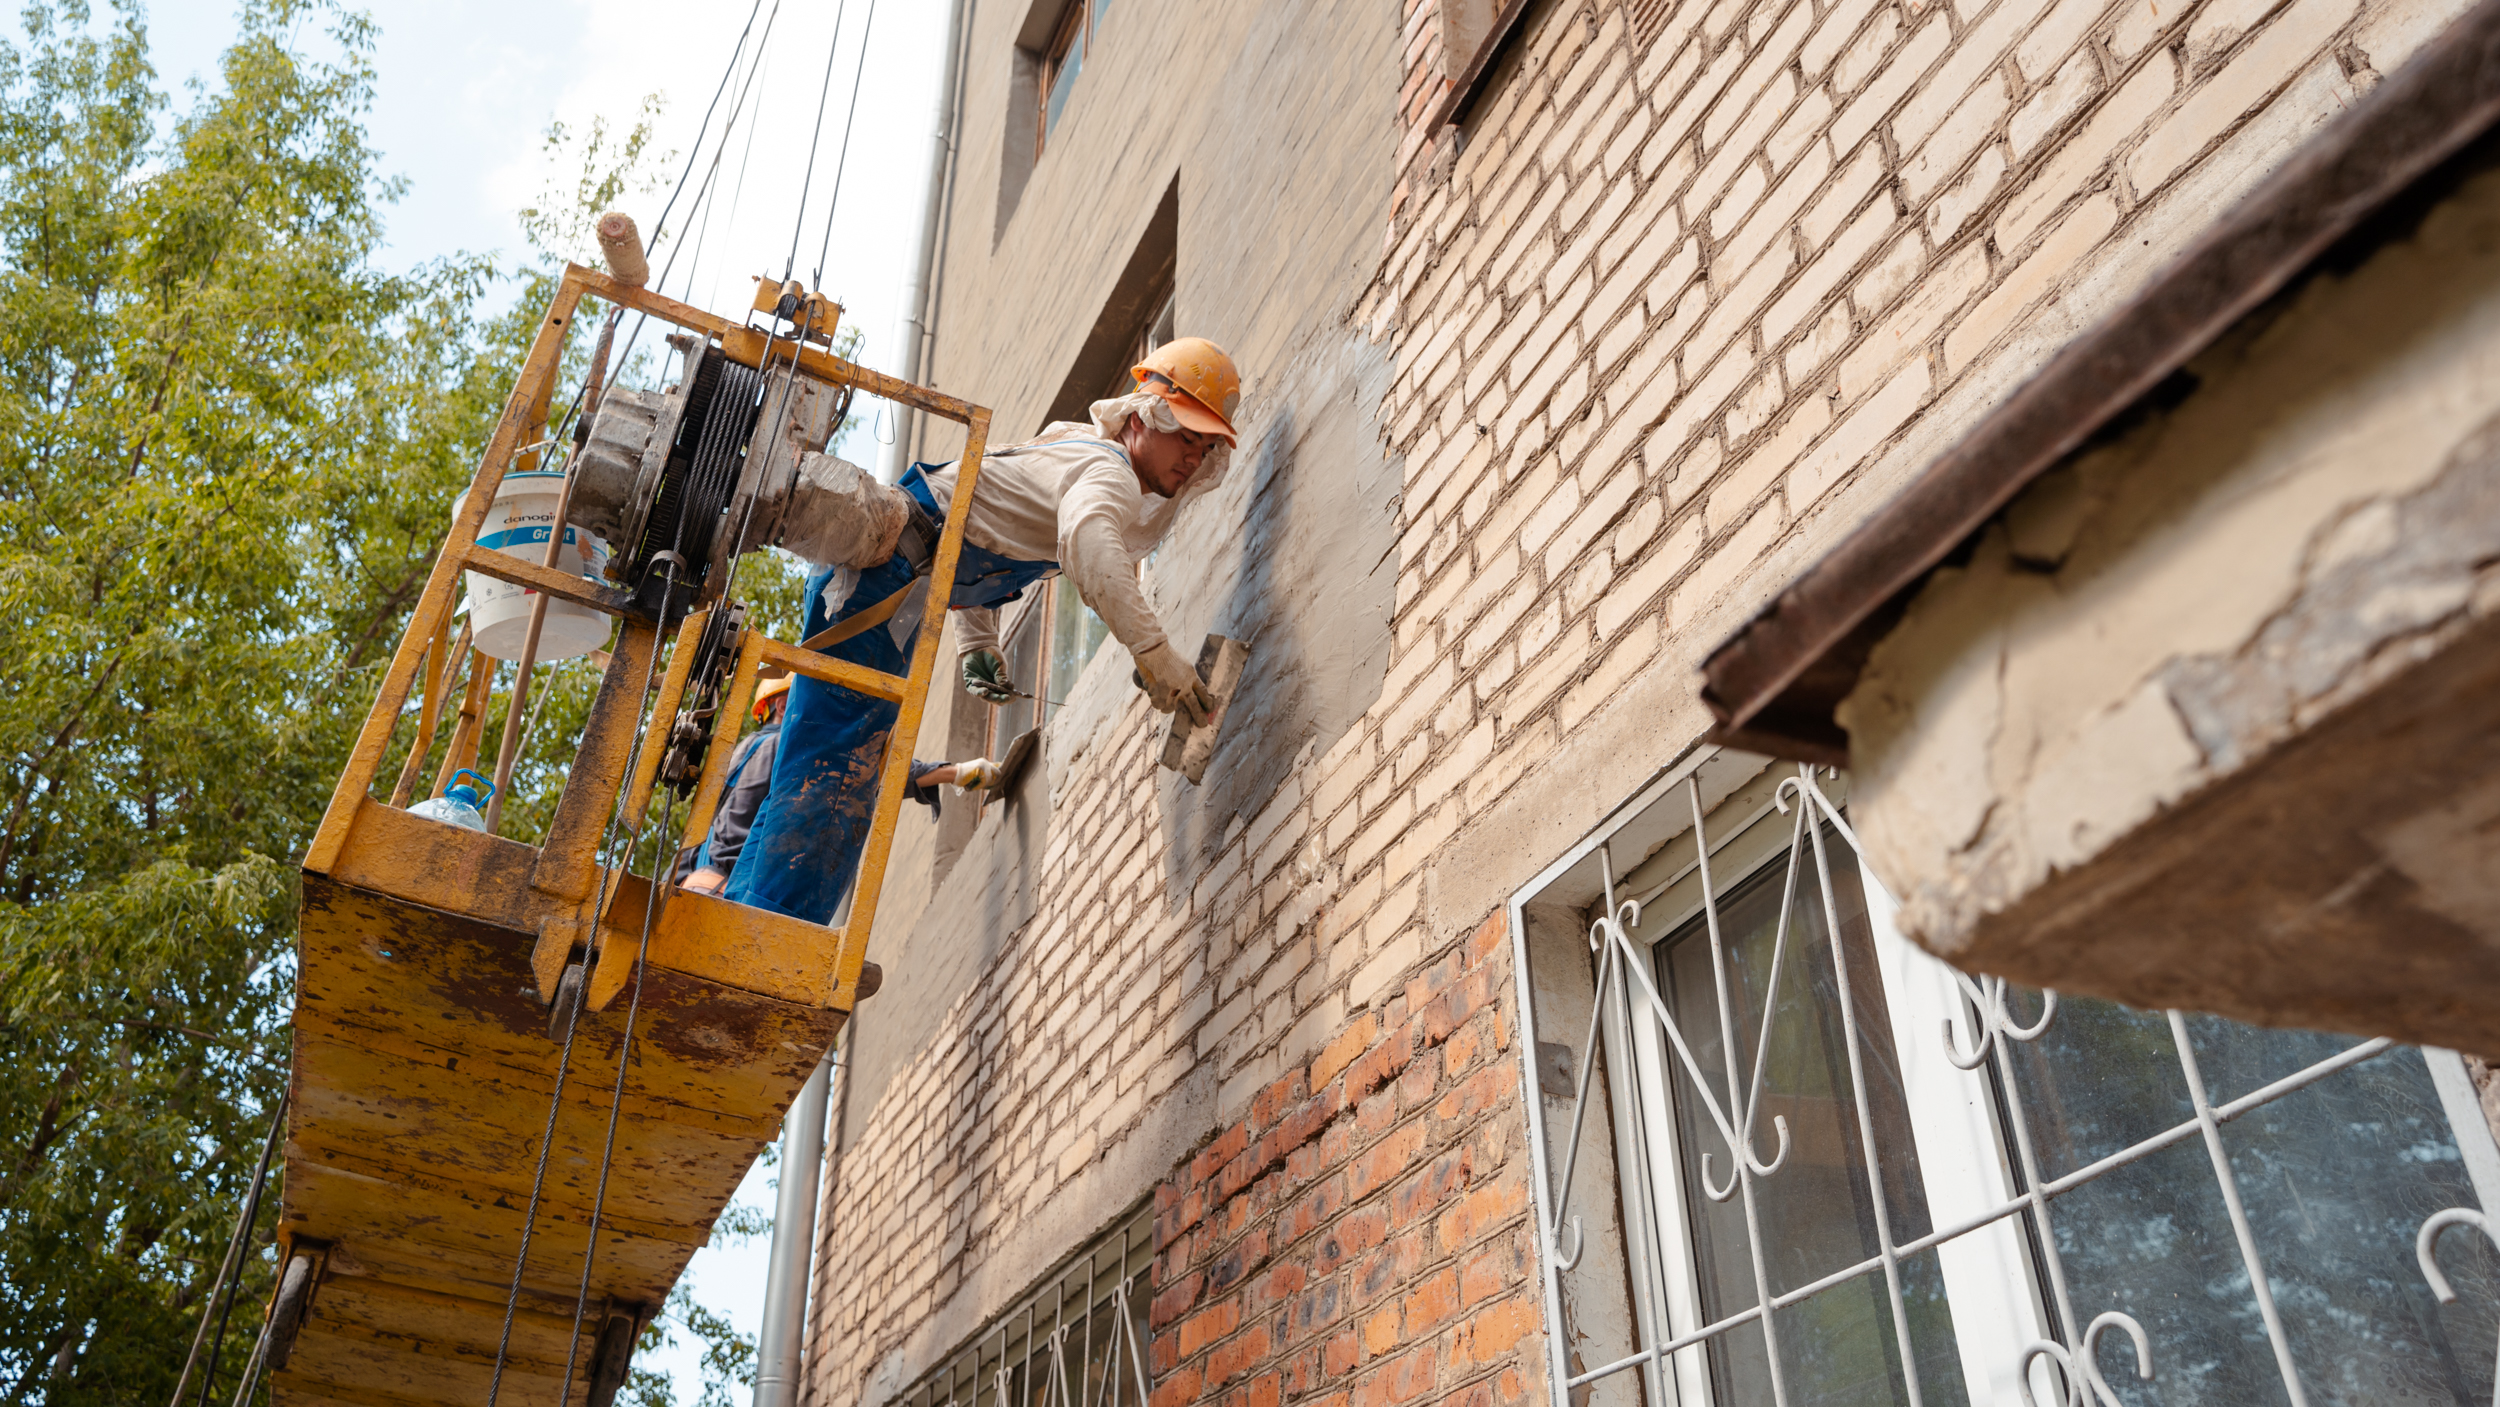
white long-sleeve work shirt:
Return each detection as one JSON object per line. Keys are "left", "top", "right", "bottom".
{"left": 919, "top": 406, "right": 1200, "bottom": 659}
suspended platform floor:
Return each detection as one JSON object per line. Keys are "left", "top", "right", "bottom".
{"left": 281, "top": 802, "right": 846, "bottom": 1407}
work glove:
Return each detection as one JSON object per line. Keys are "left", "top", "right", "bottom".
{"left": 951, "top": 758, "right": 1001, "bottom": 794}
{"left": 1134, "top": 641, "right": 1216, "bottom": 728}
{"left": 961, "top": 647, "right": 1014, "bottom": 703}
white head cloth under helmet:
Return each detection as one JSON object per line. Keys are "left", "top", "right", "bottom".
{"left": 1089, "top": 389, "right": 1234, "bottom": 543}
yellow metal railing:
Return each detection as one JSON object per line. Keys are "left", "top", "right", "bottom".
{"left": 303, "top": 261, "right": 992, "bottom": 1017}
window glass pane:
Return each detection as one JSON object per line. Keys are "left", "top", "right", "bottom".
{"left": 1653, "top": 828, "right": 1968, "bottom": 1406}
{"left": 2006, "top": 998, "right": 2190, "bottom": 1181}
{"left": 1044, "top": 43, "right": 1081, "bottom": 139}
{"left": 994, "top": 599, "right": 1045, "bottom": 748}
{"left": 1048, "top": 581, "right": 1110, "bottom": 707}
{"left": 1148, "top": 292, "right": 1175, "bottom": 351}
{"left": 2005, "top": 1009, "right": 2500, "bottom": 1405}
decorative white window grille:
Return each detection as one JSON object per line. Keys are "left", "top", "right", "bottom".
{"left": 893, "top": 1205, "right": 1154, "bottom": 1407}
{"left": 1508, "top": 750, "right": 2500, "bottom": 1407}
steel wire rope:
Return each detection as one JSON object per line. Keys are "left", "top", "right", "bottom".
{"left": 605, "top": 0, "right": 788, "bottom": 394}
{"left": 171, "top": 1094, "right": 287, "bottom": 1407}
{"left": 530, "top": 315, "right": 815, "bottom": 1392}
{"left": 484, "top": 556, "right": 685, "bottom": 1407}
{"left": 526, "top": 293, "right": 809, "bottom": 1394}
{"left": 809, "top": 0, "right": 880, "bottom": 288}
{"left": 499, "top": 34, "right": 886, "bottom": 1384}
{"left": 516, "top": 0, "right": 778, "bottom": 642}
{"left": 782, "top": 0, "right": 853, "bottom": 281}
{"left": 555, "top": 782, "right": 680, "bottom": 1407}
{"left": 661, "top": 2, "right": 780, "bottom": 301}
{"left": 695, "top": 0, "right": 853, "bottom": 609}
{"left": 681, "top": 5, "right": 777, "bottom": 316}
{"left": 717, "top": 0, "right": 887, "bottom": 623}
{"left": 703, "top": 40, "right": 775, "bottom": 314}
{"left": 643, "top": 0, "right": 772, "bottom": 264}
{"left": 529, "top": 0, "right": 777, "bottom": 464}
{"left": 480, "top": 7, "right": 807, "bottom": 1386}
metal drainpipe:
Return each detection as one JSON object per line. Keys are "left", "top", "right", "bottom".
{"left": 877, "top": 0, "right": 973, "bottom": 485}
{"left": 751, "top": 1045, "right": 835, "bottom": 1407}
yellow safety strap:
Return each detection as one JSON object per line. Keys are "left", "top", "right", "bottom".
{"left": 796, "top": 580, "right": 919, "bottom": 654}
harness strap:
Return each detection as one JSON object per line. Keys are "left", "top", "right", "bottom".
{"left": 797, "top": 580, "right": 919, "bottom": 654}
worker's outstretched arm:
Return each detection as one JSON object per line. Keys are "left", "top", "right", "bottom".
{"left": 1058, "top": 462, "right": 1212, "bottom": 724}
{"left": 1056, "top": 461, "right": 1168, "bottom": 655}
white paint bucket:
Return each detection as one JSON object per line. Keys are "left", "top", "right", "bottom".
{"left": 461, "top": 471, "right": 613, "bottom": 661}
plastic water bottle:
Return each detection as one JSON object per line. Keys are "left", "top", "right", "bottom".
{"left": 410, "top": 768, "right": 494, "bottom": 832}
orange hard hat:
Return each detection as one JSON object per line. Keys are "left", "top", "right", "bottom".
{"left": 753, "top": 674, "right": 794, "bottom": 720}
{"left": 1132, "top": 337, "right": 1240, "bottom": 446}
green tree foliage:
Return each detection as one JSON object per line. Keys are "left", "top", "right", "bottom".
{"left": 0, "top": 2, "right": 517, "bottom": 1398}
{"left": 0, "top": 3, "right": 799, "bottom": 1403}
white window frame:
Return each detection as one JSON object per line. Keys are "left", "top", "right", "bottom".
{"left": 1508, "top": 748, "right": 2500, "bottom": 1407}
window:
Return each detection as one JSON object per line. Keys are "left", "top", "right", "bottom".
{"left": 989, "top": 591, "right": 1049, "bottom": 759}
{"left": 977, "top": 579, "right": 1110, "bottom": 788}
{"left": 1046, "top": 576, "right": 1110, "bottom": 711}
{"left": 1517, "top": 753, "right": 2500, "bottom": 1407}
{"left": 1429, "top": 0, "right": 1534, "bottom": 130}
{"left": 1037, "top": 0, "right": 1112, "bottom": 159}
{"left": 894, "top": 1205, "right": 1153, "bottom": 1407}
{"left": 1099, "top": 290, "right": 1175, "bottom": 404}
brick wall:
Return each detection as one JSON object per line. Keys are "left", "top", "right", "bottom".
{"left": 1147, "top": 917, "right": 1535, "bottom": 1407}
{"left": 804, "top": 0, "right": 2478, "bottom": 1404}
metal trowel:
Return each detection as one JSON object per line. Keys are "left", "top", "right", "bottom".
{"left": 1159, "top": 635, "right": 1250, "bottom": 785}
{"left": 995, "top": 726, "right": 1042, "bottom": 797}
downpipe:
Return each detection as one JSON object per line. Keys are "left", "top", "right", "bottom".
{"left": 751, "top": 1048, "right": 835, "bottom": 1407}
{"left": 877, "top": 0, "right": 972, "bottom": 484}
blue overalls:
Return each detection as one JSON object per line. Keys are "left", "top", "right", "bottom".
{"left": 725, "top": 450, "right": 1112, "bottom": 924}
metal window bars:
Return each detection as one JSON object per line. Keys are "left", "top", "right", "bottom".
{"left": 1507, "top": 754, "right": 2500, "bottom": 1407}
{"left": 895, "top": 1205, "right": 1156, "bottom": 1407}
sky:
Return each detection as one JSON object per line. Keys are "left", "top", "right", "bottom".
{"left": 142, "top": 0, "right": 951, "bottom": 459}
{"left": 132, "top": 0, "right": 950, "bottom": 1397}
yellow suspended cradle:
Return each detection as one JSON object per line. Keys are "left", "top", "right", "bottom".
{"left": 265, "top": 261, "right": 990, "bottom": 1407}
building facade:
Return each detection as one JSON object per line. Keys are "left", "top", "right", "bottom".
{"left": 803, "top": 1, "right": 2500, "bottom": 1405}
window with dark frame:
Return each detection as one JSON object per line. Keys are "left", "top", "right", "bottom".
{"left": 988, "top": 591, "right": 1050, "bottom": 765}
{"left": 973, "top": 575, "right": 1112, "bottom": 817}
{"left": 1098, "top": 289, "right": 1175, "bottom": 404}
{"left": 1037, "top": 0, "right": 1112, "bottom": 160}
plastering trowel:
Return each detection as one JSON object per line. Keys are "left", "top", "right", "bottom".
{"left": 994, "top": 726, "right": 1042, "bottom": 796}
{"left": 1160, "top": 635, "right": 1250, "bottom": 785}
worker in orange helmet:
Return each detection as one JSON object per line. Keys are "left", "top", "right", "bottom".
{"left": 726, "top": 337, "right": 1244, "bottom": 924}
{"left": 676, "top": 674, "right": 795, "bottom": 895}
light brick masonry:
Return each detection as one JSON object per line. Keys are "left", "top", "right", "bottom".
{"left": 802, "top": 0, "right": 2478, "bottom": 1405}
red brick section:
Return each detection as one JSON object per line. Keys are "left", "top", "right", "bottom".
{"left": 1150, "top": 914, "right": 1543, "bottom": 1407}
